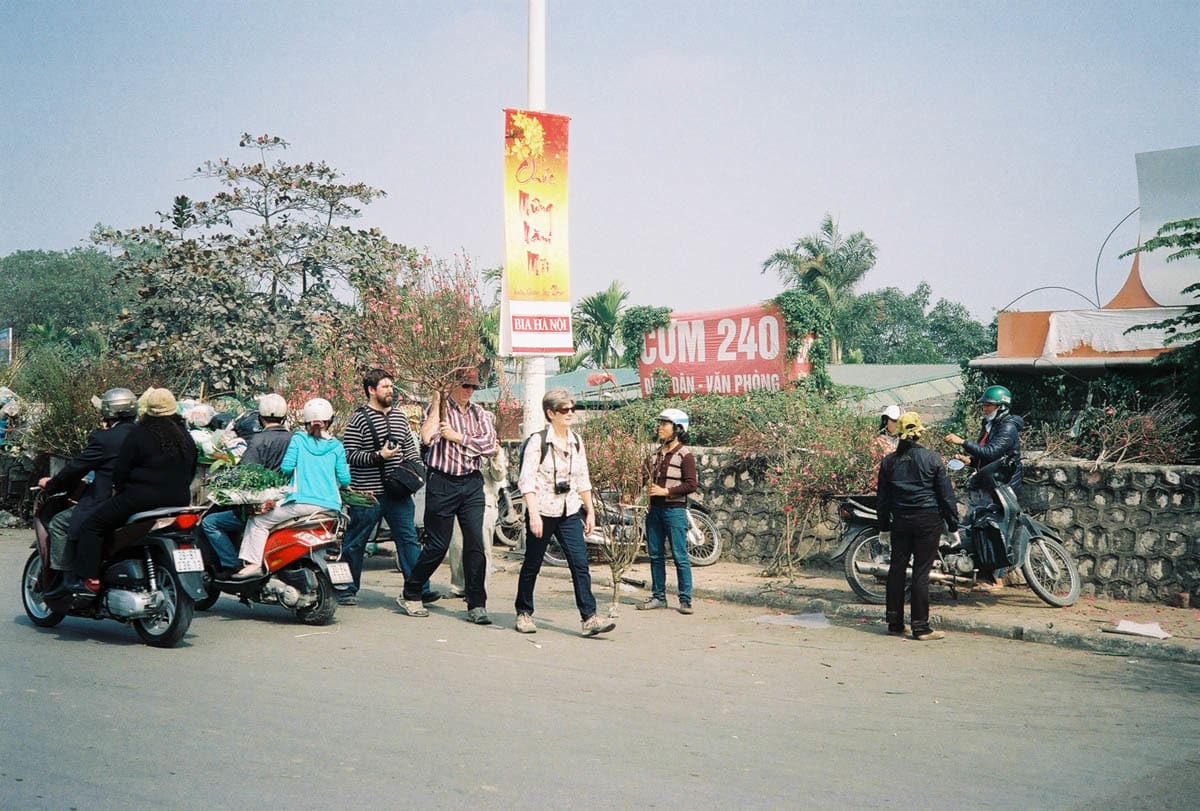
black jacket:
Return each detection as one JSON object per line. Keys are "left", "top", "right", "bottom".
{"left": 113, "top": 421, "right": 198, "bottom": 510}
{"left": 962, "top": 413, "right": 1025, "bottom": 491}
{"left": 240, "top": 425, "right": 293, "bottom": 471}
{"left": 877, "top": 442, "right": 959, "bottom": 533}
{"left": 43, "top": 418, "right": 136, "bottom": 536}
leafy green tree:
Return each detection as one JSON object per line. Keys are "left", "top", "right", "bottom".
{"left": 762, "top": 213, "right": 877, "bottom": 363}
{"left": 93, "top": 134, "right": 405, "bottom": 394}
{"left": 926, "top": 298, "right": 991, "bottom": 362}
{"left": 838, "top": 283, "right": 988, "bottom": 364}
{"left": 0, "top": 249, "right": 131, "bottom": 348}
{"left": 619, "top": 305, "right": 672, "bottom": 367}
{"left": 573, "top": 281, "right": 629, "bottom": 368}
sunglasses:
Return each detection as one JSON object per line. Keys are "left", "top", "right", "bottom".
{"left": 554, "top": 406, "right": 576, "bottom": 414}
{"left": 460, "top": 383, "right": 479, "bottom": 390}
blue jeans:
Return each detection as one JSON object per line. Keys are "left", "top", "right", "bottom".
{"left": 340, "top": 491, "right": 425, "bottom": 596}
{"left": 515, "top": 510, "right": 597, "bottom": 620}
{"left": 645, "top": 505, "right": 691, "bottom": 603}
{"left": 200, "top": 508, "right": 245, "bottom": 569}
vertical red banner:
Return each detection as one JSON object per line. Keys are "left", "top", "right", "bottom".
{"left": 500, "top": 109, "right": 573, "bottom": 356}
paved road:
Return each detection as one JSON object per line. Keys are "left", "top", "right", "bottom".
{"left": 2, "top": 530, "right": 1198, "bottom": 809}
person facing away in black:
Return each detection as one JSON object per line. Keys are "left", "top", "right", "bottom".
{"left": 877, "top": 411, "right": 959, "bottom": 641}
{"left": 50, "top": 388, "right": 197, "bottom": 598}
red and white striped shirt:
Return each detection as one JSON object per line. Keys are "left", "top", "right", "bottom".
{"left": 423, "top": 398, "right": 498, "bottom": 476}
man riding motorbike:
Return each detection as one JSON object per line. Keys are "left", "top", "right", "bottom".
{"left": 36, "top": 388, "right": 138, "bottom": 575}
{"left": 199, "top": 393, "right": 293, "bottom": 577}
{"left": 944, "top": 384, "right": 1026, "bottom": 588}
{"left": 50, "top": 388, "right": 197, "bottom": 599}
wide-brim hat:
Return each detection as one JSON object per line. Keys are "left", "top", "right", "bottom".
{"left": 456, "top": 367, "right": 481, "bottom": 387}
{"left": 139, "top": 387, "right": 178, "bottom": 417}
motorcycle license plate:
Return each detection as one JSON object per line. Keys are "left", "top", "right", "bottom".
{"left": 173, "top": 548, "right": 205, "bottom": 573}
{"left": 327, "top": 562, "right": 353, "bottom": 585}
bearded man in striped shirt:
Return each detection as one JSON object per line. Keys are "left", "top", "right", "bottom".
{"left": 337, "top": 368, "right": 431, "bottom": 606}
{"left": 396, "top": 367, "right": 498, "bottom": 624}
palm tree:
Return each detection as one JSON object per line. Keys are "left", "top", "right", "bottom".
{"left": 762, "top": 213, "right": 877, "bottom": 363}
{"left": 573, "top": 281, "right": 630, "bottom": 368}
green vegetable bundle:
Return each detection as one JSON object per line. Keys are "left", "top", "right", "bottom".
{"left": 206, "top": 464, "right": 291, "bottom": 506}
{"left": 340, "top": 487, "right": 377, "bottom": 508}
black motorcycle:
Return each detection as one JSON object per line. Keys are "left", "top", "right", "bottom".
{"left": 22, "top": 488, "right": 208, "bottom": 647}
{"left": 834, "top": 457, "right": 1080, "bottom": 607}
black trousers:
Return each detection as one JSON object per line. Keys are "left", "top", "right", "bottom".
{"left": 71, "top": 492, "right": 142, "bottom": 578}
{"left": 405, "top": 470, "right": 487, "bottom": 608}
{"left": 886, "top": 509, "right": 943, "bottom": 635}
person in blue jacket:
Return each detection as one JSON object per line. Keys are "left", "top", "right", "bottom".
{"left": 232, "top": 398, "right": 350, "bottom": 578}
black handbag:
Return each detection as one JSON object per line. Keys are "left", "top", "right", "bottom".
{"left": 384, "top": 459, "right": 427, "bottom": 499}
{"left": 358, "top": 407, "right": 426, "bottom": 499}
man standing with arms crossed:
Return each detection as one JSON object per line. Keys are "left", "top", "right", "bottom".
{"left": 396, "top": 367, "right": 497, "bottom": 624}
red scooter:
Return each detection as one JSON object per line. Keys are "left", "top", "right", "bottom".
{"left": 193, "top": 506, "right": 350, "bottom": 624}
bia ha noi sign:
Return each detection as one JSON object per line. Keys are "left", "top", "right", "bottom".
{"left": 637, "top": 303, "right": 815, "bottom": 397}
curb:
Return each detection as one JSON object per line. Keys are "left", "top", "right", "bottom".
{"left": 512, "top": 557, "right": 1200, "bottom": 665}
{"left": 700, "top": 584, "right": 1200, "bottom": 665}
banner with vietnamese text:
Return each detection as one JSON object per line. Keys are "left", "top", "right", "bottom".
{"left": 500, "top": 109, "right": 573, "bottom": 355}
{"left": 638, "top": 303, "right": 814, "bottom": 397}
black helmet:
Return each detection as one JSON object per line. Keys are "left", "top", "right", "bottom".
{"left": 98, "top": 388, "right": 137, "bottom": 420}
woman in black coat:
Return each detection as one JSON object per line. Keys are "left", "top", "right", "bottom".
{"left": 877, "top": 411, "right": 959, "bottom": 641}
{"left": 57, "top": 388, "right": 197, "bottom": 595}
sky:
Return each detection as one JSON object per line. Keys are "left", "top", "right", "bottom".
{"left": 2, "top": 0, "right": 1197, "bottom": 324}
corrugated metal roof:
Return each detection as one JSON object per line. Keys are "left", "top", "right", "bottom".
{"left": 829, "top": 364, "right": 964, "bottom": 420}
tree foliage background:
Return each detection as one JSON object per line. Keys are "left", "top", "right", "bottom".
{"left": 93, "top": 133, "right": 405, "bottom": 395}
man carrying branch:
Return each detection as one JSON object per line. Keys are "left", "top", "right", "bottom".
{"left": 396, "top": 367, "right": 497, "bottom": 624}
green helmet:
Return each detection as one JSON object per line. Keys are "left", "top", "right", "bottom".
{"left": 977, "top": 385, "right": 1012, "bottom": 406}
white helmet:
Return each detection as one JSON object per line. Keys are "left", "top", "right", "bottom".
{"left": 302, "top": 398, "right": 334, "bottom": 424}
{"left": 657, "top": 407, "right": 689, "bottom": 434}
{"left": 880, "top": 405, "right": 902, "bottom": 421}
{"left": 257, "top": 393, "right": 289, "bottom": 419}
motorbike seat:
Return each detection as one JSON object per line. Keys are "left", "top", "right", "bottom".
{"left": 269, "top": 510, "right": 339, "bottom": 533}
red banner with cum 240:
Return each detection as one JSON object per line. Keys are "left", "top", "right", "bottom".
{"left": 637, "top": 303, "right": 814, "bottom": 398}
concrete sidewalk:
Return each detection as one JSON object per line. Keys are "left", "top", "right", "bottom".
{"left": 500, "top": 551, "right": 1200, "bottom": 664}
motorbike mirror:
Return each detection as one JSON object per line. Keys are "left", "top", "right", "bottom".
{"left": 947, "top": 458, "right": 966, "bottom": 472}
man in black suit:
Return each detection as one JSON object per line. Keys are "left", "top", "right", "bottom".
{"left": 37, "top": 388, "right": 139, "bottom": 572}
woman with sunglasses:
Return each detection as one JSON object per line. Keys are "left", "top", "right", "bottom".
{"left": 514, "top": 388, "right": 615, "bottom": 637}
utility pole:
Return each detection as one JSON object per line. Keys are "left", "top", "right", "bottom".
{"left": 521, "top": 0, "right": 548, "bottom": 436}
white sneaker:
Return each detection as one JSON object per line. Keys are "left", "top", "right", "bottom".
{"left": 395, "top": 597, "right": 429, "bottom": 617}
{"left": 515, "top": 613, "right": 537, "bottom": 634}
{"left": 581, "top": 615, "right": 616, "bottom": 636}
{"left": 637, "top": 597, "right": 667, "bottom": 611}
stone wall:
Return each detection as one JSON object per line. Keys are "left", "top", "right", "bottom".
{"left": 1021, "top": 459, "right": 1200, "bottom": 603}
{"left": 505, "top": 441, "right": 1200, "bottom": 604}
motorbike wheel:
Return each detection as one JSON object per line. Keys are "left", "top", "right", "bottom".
{"left": 494, "top": 491, "right": 527, "bottom": 550}
{"left": 542, "top": 538, "right": 569, "bottom": 568}
{"left": 843, "top": 530, "right": 903, "bottom": 606}
{"left": 1022, "top": 536, "right": 1081, "bottom": 607}
{"left": 21, "top": 551, "right": 66, "bottom": 628}
{"left": 133, "top": 559, "right": 195, "bottom": 648}
{"left": 686, "top": 509, "right": 722, "bottom": 566}
{"left": 295, "top": 565, "right": 337, "bottom": 625}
